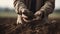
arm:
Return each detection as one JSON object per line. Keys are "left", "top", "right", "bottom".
{"left": 13, "top": 0, "right": 28, "bottom": 24}
{"left": 13, "top": 0, "right": 27, "bottom": 15}
{"left": 13, "top": 0, "right": 34, "bottom": 23}
{"left": 14, "top": 0, "right": 33, "bottom": 17}
{"left": 39, "top": 0, "right": 55, "bottom": 15}
{"left": 34, "top": 0, "right": 55, "bottom": 21}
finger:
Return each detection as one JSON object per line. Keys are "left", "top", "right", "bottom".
{"left": 23, "top": 18, "right": 32, "bottom": 23}
{"left": 22, "top": 14, "right": 28, "bottom": 19}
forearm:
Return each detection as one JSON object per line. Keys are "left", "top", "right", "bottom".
{"left": 39, "top": 0, "right": 55, "bottom": 15}
{"left": 13, "top": 0, "right": 27, "bottom": 15}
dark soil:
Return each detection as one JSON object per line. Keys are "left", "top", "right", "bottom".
{"left": 0, "top": 18, "right": 60, "bottom": 34}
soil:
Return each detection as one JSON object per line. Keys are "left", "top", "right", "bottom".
{"left": 0, "top": 18, "right": 60, "bottom": 34}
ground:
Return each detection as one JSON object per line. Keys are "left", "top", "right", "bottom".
{"left": 0, "top": 18, "right": 60, "bottom": 34}
{"left": 0, "top": 11, "right": 60, "bottom": 34}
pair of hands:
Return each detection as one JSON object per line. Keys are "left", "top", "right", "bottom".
{"left": 22, "top": 9, "right": 44, "bottom": 23}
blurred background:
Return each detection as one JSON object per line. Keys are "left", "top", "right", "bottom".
{"left": 0, "top": 0, "right": 60, "bottom": 24}
{"left": 0, "top": 0, "right": 60, "bottom": 34}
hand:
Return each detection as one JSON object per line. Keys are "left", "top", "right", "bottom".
{"left": 22, "top": 14, "right": 32, "bottom": 23}
{"left": 34, "top": 11, "right": 44, "bottom": 21}
{"left": 21, "top": 8, "right": 35, "bottom": 23}
{"left": 22, "top": 9, "right": 33, "bottom": 18}
{"left": 22, "top": 9, "right": 34, "bottom": 20}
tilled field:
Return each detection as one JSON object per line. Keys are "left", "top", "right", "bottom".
{"left": 0, "top": 18, "right": 60, "bottom": 34}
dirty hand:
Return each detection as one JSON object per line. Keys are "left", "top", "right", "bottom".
{"left": 22, "top": 9, "right": 33, "bottom": 18}
{"left": 22, "top": 9, "right": 34, "bottom": 23}
{"left": 33, "top": 11, "right": 44, "bottom": 21}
